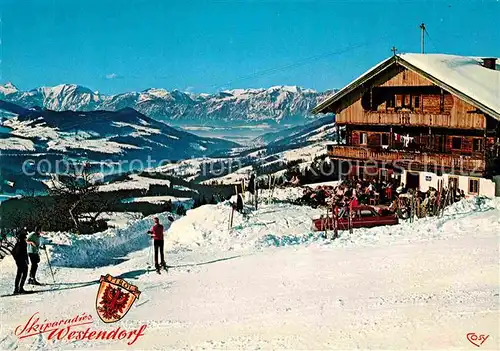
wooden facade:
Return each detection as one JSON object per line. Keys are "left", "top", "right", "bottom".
{"left": 379, "top": 67, "right": 433, "bottom": 87}
{"left": 335, "top": 83, "right": 486, "bottom": 130}
{"left": 318, "top": 57, "right": 500, "bottom": 178}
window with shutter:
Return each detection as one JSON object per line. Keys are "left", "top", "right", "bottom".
{"left": 468, "top": 178, "right": 479, "bottom": 195}
{"left": 361, "top": 133, "right": 368, "bottom": 145}
{"left": 473, "top": 139, "right": 483, "bottom": 152}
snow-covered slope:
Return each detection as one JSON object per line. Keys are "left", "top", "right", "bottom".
{"left": 0, "top": 101, "right": 238, "bottom": 162}
{"left": 0, "top": 83, "right": 333, "bottom": 125}
{"left": 185, "top": 117, "right": 338, "bottom": 185}
{"left": 252, "top": 114, "right": 337, "bottom": 147}
{"left": 0, "top": 197, "right": 498, "bottom": 349}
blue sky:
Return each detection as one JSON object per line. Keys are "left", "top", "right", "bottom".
{"left": 2, "top": 0, "right": 499, "bottom": 94}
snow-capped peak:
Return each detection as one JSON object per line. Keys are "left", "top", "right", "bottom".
{"left": 1, "top": 83, "right": 331, "bottom": 124}
{"left": 0, "top": 82, "right": 19, "bottom": 95}
{"left": 143, "top": 88, "right": 171, "bottom": 99}
{"left": 268, "top": 85, "right": 300, "bottom": 93}
{"left": 34, "top": 84, "right": 101, "bottom": 111}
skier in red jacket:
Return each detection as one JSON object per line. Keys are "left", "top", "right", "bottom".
{"left": 148, "top": 217, "right": 166, "bottom": 273}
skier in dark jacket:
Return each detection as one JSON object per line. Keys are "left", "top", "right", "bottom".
{"left": 248, "top": 174, "right": 255, "bottom": 195}
{"left": 236, "top": 194, "right": 244, "bottom": 213}
{"left": 148, "top": 217, "right": 166, "bottom": 273}
{"left": 12, "top": 229, "right": 30, "bottom": 294}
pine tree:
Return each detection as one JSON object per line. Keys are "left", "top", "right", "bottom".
{"left": 200, "top": 196, "right": 207, "bottom": 206}
{"left": 175, "top": 205, "right": 187, "bottom": 216}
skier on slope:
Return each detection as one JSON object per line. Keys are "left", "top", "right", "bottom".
{"left": 12, "top": 228, "right": 30, "bottom": 294}
{"left": 26, "top": 226, "right": 44, "bottom": 285}
{"left": 148, "top": 217, "right": 167, "bottom": 273}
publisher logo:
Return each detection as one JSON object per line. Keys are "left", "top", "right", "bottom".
{"left": 96, "top": 274, "right": 141, "bottom": 323}
{"left": 466, "top": 333, "right": 489, "bottom": 347}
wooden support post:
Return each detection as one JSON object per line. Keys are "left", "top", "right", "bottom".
{"left": 369, "top": 87, "right": 373, "bottom": 111}
{"left": 484, "top": 126, "right": 487, "bottom": 163}
{"left": 416, "top": 195, "right": 420, "bottom": 218}
{"left": 409, "top": 192, "right": 413, "bottom": 223}
{"left": 437, "top": 180, "right": 443, "bottom": 217}
{"left": 254, "top": 176, "right": 258, "bottom": 211}
{"left": 230, "top": 206, "right": 235, "bottom": 229}
{"left": 268, "top": 175, "right": 272, "bottom": 204}
{"left": 348, "top": 204, "right": 353, "bottom": 234}
{"left": 229, "top": 184, "right": 238, "bottom": 229}
{"left": 241, "top": 180, "right": 245, "bottom": 203}
{"left": 412, "top": 192, "right": 416, "bottom": 222}
{"left": 440, "top": 89, "right": 444, "bottom": 113}
{"left": 333, "top": 205, "right": 339, "bottom": 239}
{"left": 270, "top": 176, "right": 275, "bottom": 203}
{"left": 440, "top": 186, "right": 449, "bottom": 218}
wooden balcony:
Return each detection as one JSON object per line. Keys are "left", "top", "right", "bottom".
{"left": 336, "top": 111, "right": 486, "bottom": 130}
{"left": 327, "top": 145, "right": 485, "bottom": 173}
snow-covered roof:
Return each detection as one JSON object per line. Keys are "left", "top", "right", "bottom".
{"left": 314, "top": 53, "right": 500, "bottom": 120}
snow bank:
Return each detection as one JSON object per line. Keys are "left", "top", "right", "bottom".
{"left": 442, "top": 195, "right": 499, "bottom": 215}
{"left": 97, "top": 212, "right": 143, "bottom": 229}
{"left": 47, "top": 212, "right": 175, "bottom": 268}
{"left": 166, "top": 196, "right": 500, "bottom": 254}
{"left": 166, "top": 202, "right": 323, "bottom": 252}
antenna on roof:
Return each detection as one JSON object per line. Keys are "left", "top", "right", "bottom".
{"left": 391, "top": 46, "right": 398, "bottom": 56}
{"left": 419, "top": 23, "right": 426, "bottom": 54}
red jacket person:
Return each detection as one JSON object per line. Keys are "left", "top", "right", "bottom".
{"left": 148, "top": 217, "right": 166, "bottom": 272}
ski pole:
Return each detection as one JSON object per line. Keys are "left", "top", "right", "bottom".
{"left": 325, "top": 208, "right": 329, "bottom": 239}
{"left": 147, "top": 237, "right": 153, "bottom": 268}
{"left": 43, "top": 246, "right": 56, "bottom": 284}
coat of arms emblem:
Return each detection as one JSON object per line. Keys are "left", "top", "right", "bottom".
{"left": 96, "top": 274, "right": 141, "bottom": 323}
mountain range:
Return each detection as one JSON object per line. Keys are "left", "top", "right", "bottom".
{"left": 0, "top": 83, "right": 333, "bottom": 125}
{"left": 0, "top": 101, "right": 238, "bottom": 168}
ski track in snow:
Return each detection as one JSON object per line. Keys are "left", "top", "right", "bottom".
{"left": 0, "top": 197, "right": 499, "bottom": 350}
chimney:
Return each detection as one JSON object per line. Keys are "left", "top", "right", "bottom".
{"left": 481, "top": 58, "right": 497, "bottom": 70}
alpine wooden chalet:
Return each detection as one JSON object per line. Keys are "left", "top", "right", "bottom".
{"left": 313, "top": 53, "right": 500, "bottom": 197}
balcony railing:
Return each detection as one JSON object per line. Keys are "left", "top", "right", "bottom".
{"left": 336, "top": 111, "right": 485, "bottom": 129}
{"left": 327, "top": 145, "right": 485, "bottom": 173}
